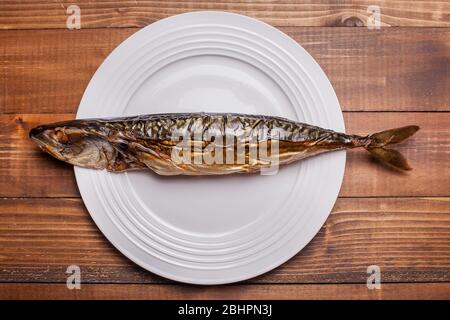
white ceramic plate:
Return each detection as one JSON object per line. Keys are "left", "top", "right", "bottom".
{"left": 75, "top": 11, "right": 345, "bottom": 284}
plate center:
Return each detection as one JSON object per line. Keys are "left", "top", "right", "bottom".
{"left": 122, "top": 54, "right": 298, "bottom": 235}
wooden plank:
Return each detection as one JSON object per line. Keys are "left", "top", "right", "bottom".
{"left": 0, "top": 114, "right": 78, "bottom": 198}
{"left": 1, "top": 112, "right": 448, "bottom": 198}
{"left": 0, "top": 197, "right": 448, "bottom": 284}
{"left": 1, "top": 28, "right": 449, "bottom": 114}
{"left": 1, "top": 1, "right": 449, "bottom": 29}
{"left": 341, "top": 112, "right": 450, "bottom": 197}
{"left": 0, "top": 283, "right": 449, "bottom": 300}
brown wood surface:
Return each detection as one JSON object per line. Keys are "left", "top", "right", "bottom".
{"left": 1, "top": 27, "right": 449, "bottom": 114}
{"left": 0, "top": 1, "right": 449, "bottom": 300}
{"left": 1, "top": 283, "right": 449, "bottom": 300}
{"left": 1, "top": 1, "right": 449, "bottom": 29}
{"left": 0, "top": 197, "right": 449, "bottom": 285}
{"left": 1, "top": 112, "right": 448, "bottom": 198}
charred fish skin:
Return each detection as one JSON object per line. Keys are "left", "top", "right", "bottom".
{"left": 29, "top": 113, "right": 419, "bottom": 174}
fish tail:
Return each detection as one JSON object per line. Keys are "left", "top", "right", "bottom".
{"left": 361, "top": 125, "right": 420, "bottom": 171}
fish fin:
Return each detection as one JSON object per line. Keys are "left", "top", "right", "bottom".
{"left": 366, "top": 147, "right": 412, "bottom": 171}
{"left": 363, "top": 125, "right": 419, "bottom": 171}
{"left": 368, "top": 125, "right": 420, "bottom": 148}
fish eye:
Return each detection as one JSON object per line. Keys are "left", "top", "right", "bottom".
{"left": 50, "top": 129, "right": 69, "bottom": 144}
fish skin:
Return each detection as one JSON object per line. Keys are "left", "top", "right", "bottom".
{"left": 29, "top": 113, "right": 418, "bottom": 174}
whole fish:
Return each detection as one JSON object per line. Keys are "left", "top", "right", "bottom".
{"left": 29, "top": 113, "right": 419, "bottom": 175}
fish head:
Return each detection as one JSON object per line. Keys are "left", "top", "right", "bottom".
{"left": 29, "top": 122, "right": 115, "bottom": 169}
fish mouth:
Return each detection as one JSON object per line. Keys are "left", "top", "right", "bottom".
{"left": 29, "top": 125, "right": 49, "bottom": 148}
{"left": 29, "top": 125, "right": 45, "bottom": 140}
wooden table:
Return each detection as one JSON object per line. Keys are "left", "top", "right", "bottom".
{"left": 0, "top": 1, "right": 449, "bottom": 300}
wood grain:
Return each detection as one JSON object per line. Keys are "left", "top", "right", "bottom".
{"left": 1, "top": 1, "right": 449, "bottom": 299}
{"left": 0, "top": 197, "right": 448, "bottom": 284}
{"left": 1, "top": 27, "right": 449, "bottom": 114}
{"left": 1, "top": 1, "right": 449, "bottom": 29}
{"left": 1, "top": 283, "right": 449, "bottom": 300}
{"left": 1, "top": 112, "right": 448, "bottom": 198}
